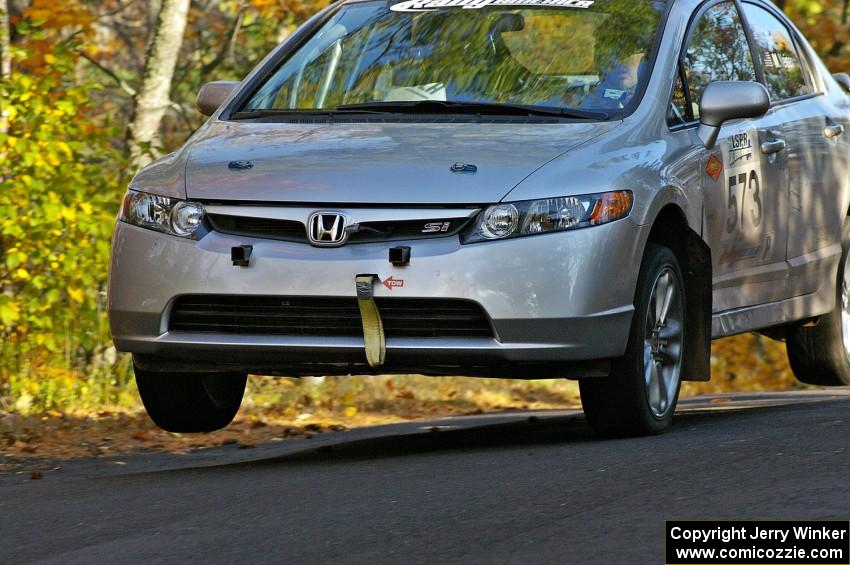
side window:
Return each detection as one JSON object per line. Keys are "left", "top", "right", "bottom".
{"left": 668, "top": 68, "right": 689, "bottom": 126}
{"left": 683, "top": 1, "right": 756, "bottom": 120}
{"left": 741, "top": 3, "right": 812, "bottom": 101}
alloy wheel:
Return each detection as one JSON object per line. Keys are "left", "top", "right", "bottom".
{"left": 643, "top": 268, "right": 684, "bottom": 418}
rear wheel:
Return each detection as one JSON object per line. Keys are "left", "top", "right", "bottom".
{"left": 580, "top": 244, "right": 685, "bottom": 437}
{"left": 786, "top": 222, "right": 850, "bottom": 386}
{"left": 134, "top": 361, "right": 247, "bottom": 433}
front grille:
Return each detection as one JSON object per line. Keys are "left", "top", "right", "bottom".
{"left": 169, "top": 295, "right": 494, "bottom": 338}
{"left": 206, "top": 215, "right": 308, "bottom": 243}
{"left": 205, "top": 214, "right": 471, "bottom": 244}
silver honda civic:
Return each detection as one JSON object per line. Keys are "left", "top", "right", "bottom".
{"left": 109, "top": 0, "right": 850, "bottom": 436}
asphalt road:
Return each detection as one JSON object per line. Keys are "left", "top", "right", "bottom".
{"left": 3, "top": 390, "right": 850, "bottom": 564}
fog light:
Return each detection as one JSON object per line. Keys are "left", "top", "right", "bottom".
{"left": 170, "top": 201, "right": 205, "bottom": 236}
{"left": 481, "top": 204, "right": 519, "bottom": 239}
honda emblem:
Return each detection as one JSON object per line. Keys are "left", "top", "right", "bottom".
{"left": 307, "top": 212, "right": 349, "bottom": 246}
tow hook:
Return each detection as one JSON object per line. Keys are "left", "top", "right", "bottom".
{"left": 355, "top": 274, "right": 386, "bottom": 367}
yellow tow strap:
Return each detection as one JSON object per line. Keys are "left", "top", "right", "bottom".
{"left": 355, "top": 274, "right": 386, "bottom": 367}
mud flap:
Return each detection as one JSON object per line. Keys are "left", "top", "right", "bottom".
{"left": 682, "top": 234, "right": 712, "bottom": 381}
{"left": 355, "top": 275, "right": 386, "bottom": 367}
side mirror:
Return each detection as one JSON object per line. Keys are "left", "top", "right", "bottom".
{"left": 196, "top": 81, "right": 240, "bottom": 117}
{"left": 833, "top": 72, "right": 850, "bottom": 94}
{"left": 697, "top": 81, "right": 771, "bottom": 149}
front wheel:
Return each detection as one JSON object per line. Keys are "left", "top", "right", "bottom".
{"left": 134, "top": 361, "right": 247, "bottom": 433}
{"left": 580, "top": 243, "right": 686, "bottom": 437}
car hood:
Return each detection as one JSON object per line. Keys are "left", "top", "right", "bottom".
{"left": 183, "top": 120, "right": 620, "bottom": 205}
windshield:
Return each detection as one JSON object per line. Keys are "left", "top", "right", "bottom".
{"left": 240, "top": 0, "right": 666, "bottom": 117}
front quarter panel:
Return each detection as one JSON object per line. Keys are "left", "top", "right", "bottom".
{"left": 127, "top": 149, "right": 190, "bottom": 200}
{"left": 504, "top": 122, "right": 703, "bottom": 233}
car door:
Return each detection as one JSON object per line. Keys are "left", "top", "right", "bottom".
{"left": 741, "top": 1, "right": 847, "bottom": 298}
{"left": 677, "top": 0, "right": 790, "bottom": 312}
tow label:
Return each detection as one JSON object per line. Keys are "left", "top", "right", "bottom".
{"left": 382, "top": 276, "right": 405, "bottom": 290}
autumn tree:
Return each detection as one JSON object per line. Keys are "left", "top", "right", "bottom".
{"left": 782, "top": 0, "right": 850, "bottom": 72}
{"left": 0, "top": 0, "right": 9, "bottom": 79}
{"left": 127, "top": 0, "right": 191, "bottom": 167}
{"left": 0, "top": 0, "right": 328, "bottom": 412}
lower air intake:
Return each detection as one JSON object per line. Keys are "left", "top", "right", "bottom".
{"left": 168, "top": 295, "right": 494, "bottom": 339}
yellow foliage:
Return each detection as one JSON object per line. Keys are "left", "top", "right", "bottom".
{"left": 1, "top": 37, "right": 129, "bottom": 414}
{"left": 67, "top": 288, "right": 85, "bottom": 304}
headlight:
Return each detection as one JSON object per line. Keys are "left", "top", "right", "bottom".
{"left": 461, "top": 191, "right": 633, "bottom": 244}
{"left": 119, "top": 190, "right": 206, "bottom": 238}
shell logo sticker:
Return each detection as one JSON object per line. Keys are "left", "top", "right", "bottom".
{"left": 706, "top": 155, "right": 723, "bottom": 183}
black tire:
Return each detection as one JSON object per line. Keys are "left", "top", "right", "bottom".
{"left": 134, "top": 362, "right": 247, "bottom": 433}
{"left": 786, "top": 221, "right": 850, "bottom": 386}
{"left": 580, "top": 243, "right": 686, "bottom": 437}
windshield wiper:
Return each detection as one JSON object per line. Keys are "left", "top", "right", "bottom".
{"left": 334, "top": 100, "right": 608, "bottom": 120}
{"left": 231, "top": 108, "right": 392, "bottom": 120}
{"left": 232, "top": 101, "right": 608, "bottom": 121}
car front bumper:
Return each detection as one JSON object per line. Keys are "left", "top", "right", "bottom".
{"left": 108, "top": 217, "right": 646, "bottom": 378}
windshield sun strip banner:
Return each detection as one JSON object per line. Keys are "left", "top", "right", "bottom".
{"left": 390, "top": 0, "right": 594, "bottom": 12}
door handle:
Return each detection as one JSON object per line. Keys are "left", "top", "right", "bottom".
{"left": 824, "top": 124, "right": 845, "bottom": 139}
{"left": 760, "top": 139, "right": 786, "bottom": 154}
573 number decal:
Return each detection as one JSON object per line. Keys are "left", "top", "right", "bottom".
{"left": 726, "top": 169, "right": 763, "bottom": 234}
